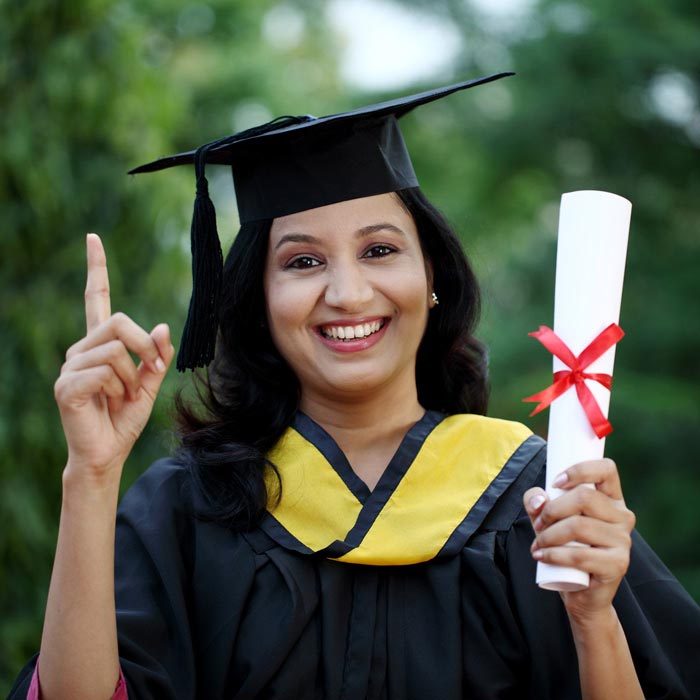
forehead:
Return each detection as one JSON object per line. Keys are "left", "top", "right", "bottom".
{"left": 268, "top": 192, "right": 416, "bottom": 243}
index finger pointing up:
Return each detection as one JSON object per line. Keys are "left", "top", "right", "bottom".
{"left": 85, "top": 233, "right": 111, "bottom": 332}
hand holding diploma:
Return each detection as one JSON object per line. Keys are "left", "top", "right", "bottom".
{"left": 523, "top": 459, "right": 636, "bottom": 621}
{"left": 523, "top": 466, "right": 644, "bottom": 700}
{"left": 522, "top": 190, "right": 635, "bottom": 598}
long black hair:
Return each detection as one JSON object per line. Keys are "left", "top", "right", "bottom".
{"left": 174, "top": 187, "right": 489, "bottom": 530}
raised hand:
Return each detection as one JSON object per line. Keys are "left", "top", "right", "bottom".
{"left": 523, "top": 458, "right": 636, "bottom": 623}
{"left": 54, "top": 233, "right": 175, "bottom": 482}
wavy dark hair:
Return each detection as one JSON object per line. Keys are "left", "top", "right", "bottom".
{"left": 174, "top": 187, "right": 489, "bottom": 530}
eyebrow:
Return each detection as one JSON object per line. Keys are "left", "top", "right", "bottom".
{"left": 274, "top": 222, "right": 406, "bottom": 250}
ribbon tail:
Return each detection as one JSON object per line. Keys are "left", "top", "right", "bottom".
{"left": 523, "top": 375, "right": 574, "bottom": 416}
{"left": 584, "top": 372, "right": 614, "bottom": 391}
{"left": 528, "top": 325, "right": 578, "bottom": 368}
{"left": 575, "top": 381, "right": 613, "bottom": 439}
{"left": 577, "top": 323, "right": 625, "bottom": 369}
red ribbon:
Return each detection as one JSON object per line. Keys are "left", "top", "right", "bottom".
{"left": 523, "top": 323, "right": 624, "bottom": 439}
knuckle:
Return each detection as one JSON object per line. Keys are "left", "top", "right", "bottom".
{"left": 571, "top": 515, "right": 589, "bottom": 539}
{"left": 53, "top": 376, "right": 66, "bottom": 401}
{"left": 94, "top": 364, "right": 110, "bottom": 382}
{"left": 575, "top": 487, "right": 593, "bottom": 508}
{"left": 141, "top": 332, "right": 159, "bottom": 356}
{"left": 622, "top": 550, "right": 631, "bottom": 570}
{"left": 104, "top": 338, "right": 128, "bottom": 359}
{"left": 615, "top": 552, "right": 630, "bottom": 577}
{"left": 85, "top": 284, "right": 110, "bottom": 300}
{"left": 625, "top": 508, "right": 637, "bottom": 531}
{"left": 603, "top": 457, "right": 617, "bottom": 474}
{"left": 570, "top": 548, "right": 587, "bottom": 567}
{"left": 112, "top": 376, "right": 126, "bottom": 396}
{"left": 139, "top": 341, "right": 159, "bottom": 363}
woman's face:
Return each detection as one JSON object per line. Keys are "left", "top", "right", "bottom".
{"left": 264, "top": 192, "right": 434, "bottom": 402}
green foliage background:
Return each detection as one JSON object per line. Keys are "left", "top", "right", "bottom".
{"left": 1, "top": 0, "right": 698, "bottom": 691}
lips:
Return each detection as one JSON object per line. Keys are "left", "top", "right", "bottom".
{"left": 314, "top": 316, "right": 391, "bottom": 353}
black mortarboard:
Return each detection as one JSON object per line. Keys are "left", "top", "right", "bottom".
{"left": 129, "top": 71, "right": 514, "bottom": 371}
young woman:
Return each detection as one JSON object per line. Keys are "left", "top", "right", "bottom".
{"left": 9, "top": 75, "right": 700, "bottom": 700}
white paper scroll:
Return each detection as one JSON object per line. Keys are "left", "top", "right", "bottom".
{"left": 536, "top": 190, "right": 632, "bottom": 591}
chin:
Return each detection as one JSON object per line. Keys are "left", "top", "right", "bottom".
{"left": 313, "top": 364, "right": 403, "bottom": 397}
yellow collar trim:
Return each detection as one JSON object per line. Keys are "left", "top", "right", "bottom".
{"left": 264, "top": 413, "right": 534, "bottom": 565}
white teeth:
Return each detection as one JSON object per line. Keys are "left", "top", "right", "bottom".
{"left": 320, "top": 319, "right": 386, "bottom": 341}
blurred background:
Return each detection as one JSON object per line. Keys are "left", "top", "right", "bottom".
{"left": 1, "top": 0, "right": 699, "bottom": 690}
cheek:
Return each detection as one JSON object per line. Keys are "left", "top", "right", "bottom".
{"left": 264, "top": 276, "right": 317, "bottom": 345}
{"left": 384, "top": 269, "right": 429, "bottom": 316}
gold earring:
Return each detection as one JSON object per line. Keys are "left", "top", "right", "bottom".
{"left": 431, "top": 291, "right": 439, "bottom": 306}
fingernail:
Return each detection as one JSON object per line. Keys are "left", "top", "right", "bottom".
{"left": 552, "top": 471, "right": 569, "bottom": 488}
{"left": 532, "top": 550, "right": 544, "bottom": 560}
{"left": 529, "top": 494, "right": 546, "bottom": 511}
{"left": 155, "top": 357, "right": 166, "bottom": 373}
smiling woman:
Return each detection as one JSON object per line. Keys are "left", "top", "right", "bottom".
{"left": 8, "top": 75, "right": 700, "bottom": 700}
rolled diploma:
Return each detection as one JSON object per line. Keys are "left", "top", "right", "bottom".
{"left": 536, "top": 190, "right": 632, "bottom": 592}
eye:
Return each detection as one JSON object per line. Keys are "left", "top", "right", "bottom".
{"left": 363, "top": 244, "right": 396, "bottom": 259}
{"left": 285, "top": 255, "right": 321, "bottom": 270}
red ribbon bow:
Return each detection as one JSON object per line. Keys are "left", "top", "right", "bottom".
{"left": 523, "top": 323, "right": 625, "bottom": 439}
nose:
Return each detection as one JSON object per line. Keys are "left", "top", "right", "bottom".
{"left": 324, "top": 259, "right": 374, "bottom": 311}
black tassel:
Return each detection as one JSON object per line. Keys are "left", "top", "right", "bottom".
{"left": 177, "top": 144, "right": 223, "bottom": 371}
{"left": 175, "top": 116, "right": 314, "bottom": 371}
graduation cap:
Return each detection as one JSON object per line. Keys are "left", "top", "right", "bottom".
{"left": 129, "top": 71, "right": 514, "bottom": 371}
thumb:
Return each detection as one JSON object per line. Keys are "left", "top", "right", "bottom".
{"left": 523, "top": 487, "right": 548, "bottom": 532}
{"left": 138, "top": 323, "right": 175, "bottom": 397}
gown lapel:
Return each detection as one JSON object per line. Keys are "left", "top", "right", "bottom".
{"left": 261, "top": 412, "right": 543, "bottom": 565}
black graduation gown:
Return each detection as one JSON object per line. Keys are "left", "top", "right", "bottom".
{"left": 8, "top": 411, "right": 700, "bottom": 699}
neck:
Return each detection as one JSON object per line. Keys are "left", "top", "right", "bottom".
{"left": 299, "top": 375, "right": 425, "bottom": 454}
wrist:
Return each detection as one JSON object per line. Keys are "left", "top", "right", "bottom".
{"left": 567, "top": 604, "right": 620, "bottom": 642}
{"left": 62, "top": 461, "right": 124, "bottom": 498}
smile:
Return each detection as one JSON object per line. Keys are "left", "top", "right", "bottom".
{"left": 314, "top": 317, "right": 390, "bottom": 353}
{"left": 319, "top": 319, "right": 386, "bottom": 341}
